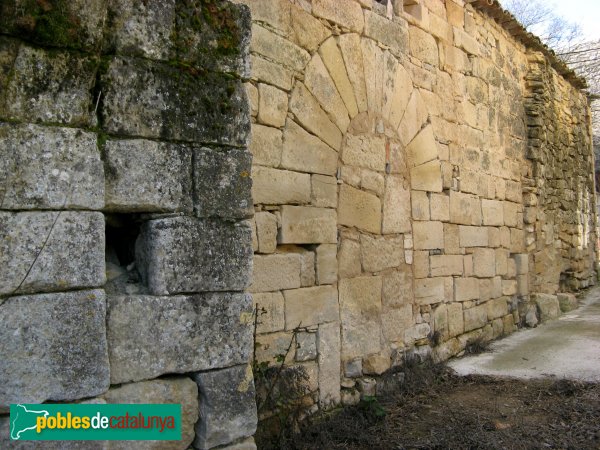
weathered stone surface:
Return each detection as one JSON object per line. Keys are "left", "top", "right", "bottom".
{"left": 339, "top": 184, "right": 381, "bottom": 234}
{"left": 464, "top": 304, "right": 487, "bottom": 332}
{"left": 409, "top": 25, "right": 438, "bottom": 66}
{"left": 338, "top": 33, "right": 368, "bottom": 113}
{"left": 296, "top": 332, "right": 318, "bottom": 361}
{"left": 382, "top": 304, "right": 413, "bottom": 342}
{"left": 0, "top": 290, "right": 109, "bottom": 408}
{"left": 342, "top": 133, "right": 386, "bottom": 171}
{"left": 101, "top": 57, "right": 249, "bottom": 147}
{"left": 364, "top": 10, "right": 408, "bottom": 56}
{"left": 251, "top": 24, "right": 310, "bottom": 72}
{"left": 316, "top": 244, "right": 338, "bottom": 284}
{"left": 279, "top": 206, "right": 337, "bottom": 244}
{"left": 482, "top": 199, "right": 504, "bottom": 226}
{"left": 318, "top": 322, "right": 342, "bottom": 407}
{"left": 0, "top": 123, "right": 103, "bottom": 210}
{"left": 250, "top": 124, "right": 282, "bottom": 167}
{"left": 194, "top": 147, "right": 253, "bottom": 219}
{"left": 363, "top": 354, "right": 391, "bottom": 376}
{"left": 557, "top": 293, "right": 578, "bottom": 312}
{"left": 255, "top": 212, "right": 277, "bottom": 254}
{"left": 338, "top": 238, "right": 362, "bottom": 278}
{"left": 430, "top": 255, "right": 464, "bottom": 277}
{"left": 312, "top": 174, "right": 338, "bottom": 208}
{"left": 284, "top": 285, "right": 339, "bottom": 329}
{"left": 455, "top": 277, "right": 480, "bottom": 301}
{"left": 406, "top": 125, "right": 438, "bottom": 167}
{"left": 102, "top": 378, "right": 198, "bottom": 450}
{"left": 253, "top": 292, "right": 285, "bottom": 333}
{"left": 473, "top": 248, "right": 496, "bottom": 278}
{"left": 0, "top": 211, "right": 105, "bottom": 295}
{"left": 361, "top": 235, "right": 404, "bottom": 272}
{"left": 313, "top": 0, "right": 364, "bottom": 32}
{"left": 291, "top": 6, "right": 332, "bottom": 53}
{"left": 136, "top": 217, "right": 252, "bottom": 295}
{"left": 254, "top": 331, "right": 294, "bottom": 365}
{"left": 107, "top": 293, "right": 253, "bottom": 384}
{"left": 361, "top": 38, "right": 383, "bottom": 113}
{"left": 193, "top": 365, "right": 257, "bottom": 450}
{"left": 250, "top": 253, "right": 302, "bottom": 292}
{"left": 533, "top": 293, "right": 561, "bottom": 322}
{"left": 252, "top": 166, "right": 311, "bottom": 205}
{"left": 0, "top": 45, "right": 97, "bottom": 125}
{"left": 383, "top": 176, "right": 411, "bottom": 234}
{"left": 487, "top": 297, "right": 509, "bottom": 321}
{"left": 411, "top": 160, "right": 443, "bottom": 192}
{"left": 414, "top": 277, "right": 447, "bottom": 305}
{"left": 282, "top": 120, "right": 338, "bottom": 176}
{"left": 382, "top": 266, "right": 413, "bottom": 306}
{"left": 258, "top": 83, "right": 288, "bottom": 127}
{"left": 218, "top": 437, "right": 257, "bottom": 450}
{"left": 251, "top": 54, "right": 293, "bottom": 91}
{"left": 450, "top": 191, "right": 482, "bottom": 225}
{"left": 458, "top": 225, "right": 488, "bottom": 247}
{"left": 413, "top": 221, "right": 444, "bottom": 250}
{"left": 339, "top": 276, "right": 382, "bottom": 359}
{"left": 319, "top": 37, "right": 359, "bottom": 118}
{"left": 104, "top": 139, "right": 191, "bottom": 213}
{"left": 447, "top": 302, "right": 464, "bottom": 337}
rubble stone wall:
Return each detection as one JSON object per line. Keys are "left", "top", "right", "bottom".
{"left": 238, "top": 0, "right": 597, "bottom": 412}
{"left": 0, "top": 1, "right": 257, "bottom": 449}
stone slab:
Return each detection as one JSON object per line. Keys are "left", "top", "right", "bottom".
{"left": 279, "top": 206, "right": 337, "bottom": 244}
{"left": 338, "top": 184, "right": 381, "bottom": 234}
{"left": 249, "top": 253, "right": 302, "bottom": 293}
{"left": 284, "top": 285, "right": 339, "bottom": 329}
{"left": 252, "top": 166, "right": 311, "bottom": 205}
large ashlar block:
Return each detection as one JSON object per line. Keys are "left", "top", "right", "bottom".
{"left": 453, "top": 27, "right": 480, "bottom": 56}
{"left": 258, "top": 83, "right": 288, "bottom": 128}
{"left": 107, "top": 294, "right": 253, "bottom": 384}
{"left": 319, "top": 37, "right": 359, "bottom": 118}
{"left": 290, "top": 5, "right": 333, "bottom": 53}
{"left": 481, "top": 199, "right": 504, "bottom": 226}
{"left": 361, "top": 235, "right": 404, "bottom": 273}
{"left": 338, "top": 33, "right": 368, "bottom": 113}
{"left": 318, "top": 322, "right": 342, "bottom": 407}
{"left": 382, "top": 265, "right": 413, "bottom": 306}
{"left": 454, "top": 277, "right": 480, "bottom": 301}
{"left": 430, "top": 193, "right": 450, "bottom": 221}
{"left": 253, "top": 292, "right": 285, "bottom": 333}
{"left": 409, "top": 25, "right": 439, "bottom": 66}
{"left": 464, "top": 304, "right": 487, "bottom": 332}
{"left": 0, "top": 211, "right": 105, "bottom": 295}
{"left": 364, "top": 10, "right": 408, "bottom": 57}
{"left": 413, "top": 221, "right": 444, "bottom": 250}
{"left": 282, "top": 120, "right": 338, "bottom": 176}
{"left": 251, "top": 54, "right": 293, "bottom": 91}
{"left": 250, "top": 124, "right": 283, "bottom": 167}
{"left": 313, "top": 0, "right": 364, "bottom": 32}
{"left": 385, "top": 58, "right": 412, "bottom": 130}
{"left": 458, "top": 225, "right": 488, "bottom": 247}
{"left": 101, "top": 57, "right": 249, "bottom": 146}
{"left": 339, "top": 184, "right": 382, "bottom": 234}
{"left": 382, "top": 304, "right": 414, "bottom": 342}
{"left": 342, "top": 133, "right": 387, "bottom": 171}
{"left": 383, "top": 176, "right": 412, "bottom": 234}
{"left": 279, "top": 206, "right": 337, "bottom": 244}
{"left": 447, "top": 302, "right": 464, "bottom": 337}
{"left": 136, "top": 217, "right": 252, "bottom": 295}
{"left": 105, "top": 138, "right": 192, "bottom": 213}
{"left": 317, "top": 244, "right": 338, "bottom": 285}
{"left": 473, "top": 248, "right": 496, "bottom": 278}
{"left": 250, "top": 24, "right": 310, "bottom": 72}
{"left": 0, "top": 123, "right": 103, "bottom": 210}
{"left": 533, "top": 294, "right": 561, "bottom": 322}
{"left": 414, "top": 277, "right": 450, "bottom": 305}
{"left": 312, "top": 174, "right": 338, "bottom": 208}
{"left": 255, "top": 212, "right": 277, "bottom": 254}
{"left": 398, "top": 90, "right": 429, "bottom": 146}
{"left": 338, "top": 239, "right": 362, "bottom": 278}
{"left": 361, "top": 38, "right": 384, "bottom": 113}
{"left": 193, "top": 365, "right": 257, "bottom": 450}
{"left": 284, "top": 285, "right": 339, "bottom": 329}
{"left": 102, "top": 378, "right": 198, "bottom": 450}
{"left": 0, "top": 45, "right": 97, "bottom": 125}
{"left": 406, "top": 125, "right": 438, "bottom": 167}
{"left": 250, "top": 253, "right": 302, "bottom": 292}
{"left": 430, "top": 255, "right": 464, "bottom": 277}
{"left": 487, "top": 297, "right": 509, "bottom": 321}
{"left": 503, "top": 201, "right": 519, "bottom": 227}
{"left": 252, "top": 166, "right": 311, "bottom": 205}
{"left": 411, "top": 160, "right": 443, "bottom": 192}
{"left": 450, "top": 190, "right": 482, "bottom": 225}
{"left": 0, "top": 290, "right": 109, "bottom": 408}
{"left": 339, "top": 276, "right": 383, "bottom": 359}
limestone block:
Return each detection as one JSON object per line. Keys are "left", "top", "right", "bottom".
{"left": 433, "top": 303, "right": 449, "bottom": 338}
{"left": 253, "top": 292, "right": 285, "bottom": 333}
{"left": 500, "top": 226, "right": 511, "bottom": 248}
{"left": 517, "top": 274, "right": 528, "bottom": 296}
{"left": 503, "top": 201, "right": 519, "bottom": 227}
{"left": 363, "top": 354, "right": 391, "bottom": 376}
{"left": 447, "top": 302, "right": 464, "bottom": 337}
{"left": 312, "top": 175, "right": 338, "bottom": 208}
{"left": 319, "top": 37, "right": 359, "bottom": 118}
{"left": 284, "top": 285, "right": 339, "bottom": 329}
{"left": 258, "top": 83, "right": 288, "bottom": 128}
{"left": 254, "top": 332, "right": 294, "bottom": 365}
{"left": 487, "top": 297, "right": 509, "bottom": 321}
{"left": 502, "top": 280, "right": 517, "bottom": 296}
{"left": 382, "top": 266, "right": 414, "bottom": 306}
{"left": 339, "top": 276, "right": 383, "bottom": 359}
{"left": 488, "top": 227, "right": 501, "bottom": 248}
{"left": 453, "top": 27, "right": 479, "bottom": 56}
{"left": 361, "top": 235, "right": 404, "bottom": 272}
{"left": 282, "top": 120, "right": 338, "bottom": 176}
{"left": 279, "top": 206, "right": 337, "bottom": 244}
{"left": 414, "top": 277, "right": 449, "bottom": 305}
{"left": 513, "top": 253, "right": 529, "bottom": 274}
{"left": 250, "top": 24, "right": 310, "bottom": 72}
{"left": 0, "top": 211, "right": 105, "bottom": 295}
{"left": 289, "top": 83, "right": 343, "bottom": 150}
{"left": 505, "top": 180, "right": 521, "bottom": 203}
{"left": 412, "top": 190, "right": 430, "bottom": 220}
{"left": 317, "top": 244, "right": 338, "bottom": 285}
{"left": 413, "top": 251, "right": 430, "bottom": 278}
{"left": 318, "top": 322, "right": 342, "bottom": 407}
{"left": 398, "top": 90, "right": 429, "bottom": 146}
{"left": 101, "top": 57, "right": 249, "bottom": 146}
{"left": 409, "top": 25, "right": 438, "bottom": 66}
{"left": 102, "top": 378, "right": 198, "bottom": 450}
{"left": 108, "top": 294, "right": 252, "bottom": 384}
{"left": 364, "top": 10, "right": 408, "bottom": 56}
{"left": 458, "top": 225, "right": 488, "bottom": 247}
{"left": 450, "top": 191, "right": 482, "bottom": 225}
{"left": 430, "top": 255, "right": 464, "bottom": 276}
{"left": 479, "top": 278, "right": 493, "bottom": 302}
{"left": 405, "top": 323, "right": 432, "bottom": 343}
{"left": 385, "top": 60, "right": 412, "bottom": 130}
{"left": 411, "top": 160, "right": 443, "bottom": 192}
{"left": 246, "top": 82, "right": 258, "bottom": 117}
{"left": 510, "top": 228, "right": 524, "bottom": 253}
{"left": 105, "top": 139, "right": 192, "bottom": 213}
{"left": 446, "top": 1, "right": 464, "bottom": 28}
{"left": 305, "top": 54, "right": 350, "bottom": 132}
{"left": 338, "top": 33, "right": 368, "bottom": 113}
{"left": 413, "top": 221, "right": 444, "bottom": 250}
{"left": 193, "top": 365, "right": 257, "bottom": 450}
{"left": 0, "top": 123, "right": 103, "bottom": 210}
{"left": 463, "top": 304, "right": 487, "bottom": 332}
{"left": 251, "top": 55, "right": 293, "bottom": 91}
{"left": 136, "top": 217, "right": 252, "bottom": 295}
{"left": 250, "top": 253, "right": 302, "bottom": 292}
{"left": 338, "top": 239, "right": 362, "bottom": 278}
{"left": 235, "top": 0, "right": 291, "bottom": 36}
{"left": 481, "top": 199, "right": 504, "bottom": 226}
{"left": 557, "top": 293, "right": 578, "bottom": 313}
{"left": 0, "top": 45, "right": 97, "bottom": 125}
{"left": 254, "top": 213, "right": 276, "bottom": 255}
{"left": 0, "top": 290, "right": 109, "bottom": 407}
{"left": 342, "top": 133, "right": 386, "bottom": 171}
{"left": 313, "top": 0, "right": 364, "bottom": 32}
{"left": 383, "top": 176, "right": 412, "bottom": 234}
{"left": 361, "top": 38, "right": 384, "bottom": 113}
{"left": 444, "top": 223, "right": 460, "bottom": 254}
{"left": 495, "top": 248, "right": 509, "bottom": 276}
{"left": 430, "top": 193, "right": 450, "bottom": 221}
{"left": 296, "top": 332, "right": 318, "bottom": 361}
{"left": 252, "top": 166, "right": 311, "bottom": 205}
{"left": 251, "top": 219, "right": 258, "bottom": 252}
{"left": 473, "top": 248, "right": 496, "bottom": 278}
{"left": 291, "top": 5, "right": 333, "bottom": 53}
{"left": 533, "top": 294, "right": 560, "bottom": 322}
{"left": 361, "top": 170, "right": 385, "bottom": 196}
{"left": 339, "top": 184, "right": 382, "bottom": 234}
{"left": 382, "top": 304, "right": 414, "bottom": 342}
{"left": 455, "top": 277, "right": 479, "bottom": 301}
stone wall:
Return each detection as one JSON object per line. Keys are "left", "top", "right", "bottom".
{"left": 238, "top": 0, "right": 597, "bottom": 412}
{"left": 0, "top": 1, "right": 257, "bottom": 449}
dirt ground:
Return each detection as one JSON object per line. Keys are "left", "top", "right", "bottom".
{"left": 256, "top": 362, "right": 600, "bottom": 450}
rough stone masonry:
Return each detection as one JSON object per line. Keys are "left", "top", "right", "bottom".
{"left": 0, "top": 0, "right": 257, "bottom": 448}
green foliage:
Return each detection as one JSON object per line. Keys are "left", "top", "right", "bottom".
{"left": 358, "top": 395, "right": 387, "bottom": 420}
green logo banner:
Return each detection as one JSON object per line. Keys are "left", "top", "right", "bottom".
{"left": 9, "top": 404, "right": 182, "bottom": 441}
